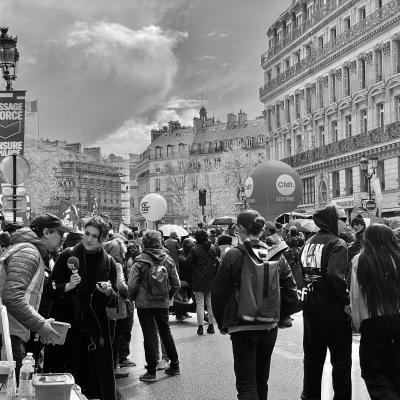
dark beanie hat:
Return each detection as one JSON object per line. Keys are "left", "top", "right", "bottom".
{"left": 351, "top": 214, "right": 366, "bottom": 227}
{"left": 194, "top": 230, "right": 209, "bottom": 244}
{"left": 0, "top": 232, "right": 10, "bottom": 247}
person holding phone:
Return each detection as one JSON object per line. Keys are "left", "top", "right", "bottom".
{"left": 42, "top": 215, "right": 119, "bottom": 400}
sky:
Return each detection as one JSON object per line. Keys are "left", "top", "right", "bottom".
{"left": 1, "top": 0, "right": 291, "bottom": 157}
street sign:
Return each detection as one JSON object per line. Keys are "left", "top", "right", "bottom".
{"left": 362, "top": 199, "right": 376, "bottom": 211}
{"left": 0, "top": 154, "right": 30, "bottom": 184}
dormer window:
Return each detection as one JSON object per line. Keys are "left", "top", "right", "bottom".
{"left": 167, "top": 145, "right": 174, "bottom": 157}
{"left": 155, "top": 146, "right": 161, "bottom": 159}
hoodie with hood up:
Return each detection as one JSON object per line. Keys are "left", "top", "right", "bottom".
{"left": 300, "top": 205, "right": 349, "bottom": 312}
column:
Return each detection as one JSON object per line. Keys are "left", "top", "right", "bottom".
{"left": 382, "top": 41, "right": 391, "bottom": 81}
{"left": 322, "top": 75, "right": 329, "bottom": 107}
{"left": 357, "top": 53, "right": 366, "bottom": 91}
{"left": 335, "top": 68, "right": 342, "bottom": 101}
{"left": 391, "top": 34, "right": 400, "bottom": 75}
{"left": 364, "top": 50, "right": 373, "bottom": 88}
{"left": 349, "top": 60, "right": 357, "bottom": 96}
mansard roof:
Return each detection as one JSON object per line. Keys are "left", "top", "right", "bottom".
{"left": 149, "top": 127, "right": 194, "bottom": 148}
{"left": 192, "top": 117, "right": 266, "bottom": 145}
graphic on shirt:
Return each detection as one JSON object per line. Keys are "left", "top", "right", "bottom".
{"left": 301, "top": 243, "right": 324, "bottom": 283}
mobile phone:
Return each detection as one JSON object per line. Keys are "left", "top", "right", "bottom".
{"left": 96, "top": 281, "right": 108, "bottom": 288}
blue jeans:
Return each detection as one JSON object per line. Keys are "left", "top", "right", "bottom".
{"left": 194, "top": 291, "right": 215, "bottom": 325}
{"left": 231, "top": 328, "right": 278, "bottom": 400}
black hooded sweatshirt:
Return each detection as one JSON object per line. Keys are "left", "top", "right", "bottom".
{"left": 301, "top": 205, "right": 349, "bottom": 312}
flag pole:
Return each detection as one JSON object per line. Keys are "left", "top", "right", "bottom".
{"left": 36, "top": 98, "right": 40, "bottom": 141}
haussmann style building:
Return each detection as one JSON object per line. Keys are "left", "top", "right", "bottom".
{"left": 260, "top": 0, "right": 400, "bottom": 219}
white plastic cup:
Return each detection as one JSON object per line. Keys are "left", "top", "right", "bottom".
{"left": 50, "top": 321, "right": 71, "bottom": 345}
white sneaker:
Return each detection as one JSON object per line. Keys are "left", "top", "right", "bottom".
{"left": 157, "top": 359, "right": 170, "bottom": 370}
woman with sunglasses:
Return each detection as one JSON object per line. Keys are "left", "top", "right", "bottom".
{"left": 351, "top": 223, "right": 400, "bottom": 399}
{"left": 43, "top": 215, "right": 119, "bottom": 400}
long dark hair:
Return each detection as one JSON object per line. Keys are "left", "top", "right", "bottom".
{"left": 357, "top": 224, "right": 400, "bottom": 317}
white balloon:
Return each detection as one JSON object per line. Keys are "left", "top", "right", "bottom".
{"left": 140, "top": 193, "right": 167, "bottom": 221}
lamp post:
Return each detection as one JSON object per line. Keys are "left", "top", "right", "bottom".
{"left": 0, "top": 26, "right": 21, "bottom": 223}
{"left": 0, "top": 27, "right": 19, "bottom": 91}
{"left": 359, "top": 154, "right": 378, "bottom": 200}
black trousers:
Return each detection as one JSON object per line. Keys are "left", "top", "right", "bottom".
{"left": 302, "top": 309, "right": 352, "bottom": 400}
{"left": 137, "top": 307, "right": 179, "bottom": 374}
{"left": 230, "top": 328, "right": 278, "bottom": 400}
{"left": 359, "top": 314, "right": 400, "bottom": 400}
{"left": 112, "top": 301, "right": 134, "bottom": 365}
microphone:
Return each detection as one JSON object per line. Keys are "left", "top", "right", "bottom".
{"left": 67, "top": 256, "right": 79, "bottom": 274}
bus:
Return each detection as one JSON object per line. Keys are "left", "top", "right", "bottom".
{"left": 275, "top": 211, "right": 313, "bottom": 225}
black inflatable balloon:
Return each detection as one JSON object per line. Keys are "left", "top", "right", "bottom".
{"left": 244, "top": 161, "right": 303, "bottom": 221}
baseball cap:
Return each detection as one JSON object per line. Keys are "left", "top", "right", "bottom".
{"left": 30, "top": 213, "right": 73, "bottom": 233}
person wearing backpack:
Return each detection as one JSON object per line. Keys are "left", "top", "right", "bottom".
{"left": 211, "top": 209, "right": 297, "bottom": 400}
{"left": 300, "top": 205, "right": 352, "bottom": 400}
{"left": 128, "top": 230, "right": 181, "bottom": 382}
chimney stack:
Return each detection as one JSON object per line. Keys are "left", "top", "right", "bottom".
{"left": 193, "top": 117, "right": 203, "bottom": 135}
{"left": 238, "top": 110, "right": 247, "bottom": 126}
{"left": 227, "top": 113, "right": 237, "bottom": 128}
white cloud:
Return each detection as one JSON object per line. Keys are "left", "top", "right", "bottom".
{"left": 93, "top": 118, "right": 154, "bottom": 156}
{"left": 95, "top": 97, "right": 201, "bottom": 155}
{"left": 64, "top": 22, "right": 187, "bottom": 95}
{"left": 196, "top": 55, "right": 216, "bottom": 61}
{"left": 205, "top": 30, "right": 229, "bottom": 38}
{"left": 164, "top": 97, "right": 204, "bottom": 109}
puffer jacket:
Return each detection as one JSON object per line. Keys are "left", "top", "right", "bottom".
{"left": 128, "top": 248, "right": 180, "bottom": 308}
{"left": 0, "top": 228, "right": 47, "bottom": 342}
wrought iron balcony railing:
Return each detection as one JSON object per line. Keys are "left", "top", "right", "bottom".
{"left": 260, "top": 0, "right": 400, "bottom": 100}
{"left": 281, "top": 121, "right": 400, "bottom": 168}
{"left": 261, "top": 0, "right": 338, "bottom": 65}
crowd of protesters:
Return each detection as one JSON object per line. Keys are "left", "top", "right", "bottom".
{"left": 0, "top": 206, "right": 399, "bottom": 399}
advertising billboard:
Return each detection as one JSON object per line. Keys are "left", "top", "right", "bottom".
{"left": 0, "top": 91, "right": 26, "bottom": 157}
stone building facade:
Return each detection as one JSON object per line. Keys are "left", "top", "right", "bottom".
{"left": 260, "top": 0, "right": 400, "bottom": 218}
{"left": 135, "top": 110, "right": 267, "bottom": 227}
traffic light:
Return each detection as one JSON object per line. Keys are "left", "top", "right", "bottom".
{"left": 199, "top": 189, "right": 207, "bottom": 206}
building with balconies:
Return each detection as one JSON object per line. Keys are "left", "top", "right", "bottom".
{"left": 260, "top": 0, "right": 400, "bottom": 218}
{"left": 135, "top": 108, "right": 267, "bottom": 227}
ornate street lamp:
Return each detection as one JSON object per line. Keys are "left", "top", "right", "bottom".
{"left": 0, "top": 27, "right": 19, "bottom": 91}
{"left": 359, "top": 154, "right": 378, "bottom": 200}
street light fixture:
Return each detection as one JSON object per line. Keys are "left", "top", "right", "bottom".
{"left": 359, "top": 154, "right": 378, "bottom": 200}
{"left": 0, "top": 27, "right": 19, "bottom": 91}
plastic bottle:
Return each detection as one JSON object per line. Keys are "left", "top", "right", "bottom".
{"left": 18, "top": 353, "right": 35, "bottom": 399}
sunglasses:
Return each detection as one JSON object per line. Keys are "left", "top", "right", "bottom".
{"left": 338, "top": 217, "right": 347, "bottom": 223}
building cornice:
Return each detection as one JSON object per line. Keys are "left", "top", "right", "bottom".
{"left": 262, "top": 0, "right": 359, "bottom": 68}
{"left": 260, "top": 0, "right": 400, "bottom": 101}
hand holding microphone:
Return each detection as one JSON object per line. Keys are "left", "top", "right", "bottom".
{"left": 65, "top": 256, "right": 81, "bottom": 292}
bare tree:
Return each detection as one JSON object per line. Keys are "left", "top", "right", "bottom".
{"left": 187, "top": 144, "right": 264, "bottom": 222}
{"left": 164, "top": 159, "right": 193, "bottom": 221}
